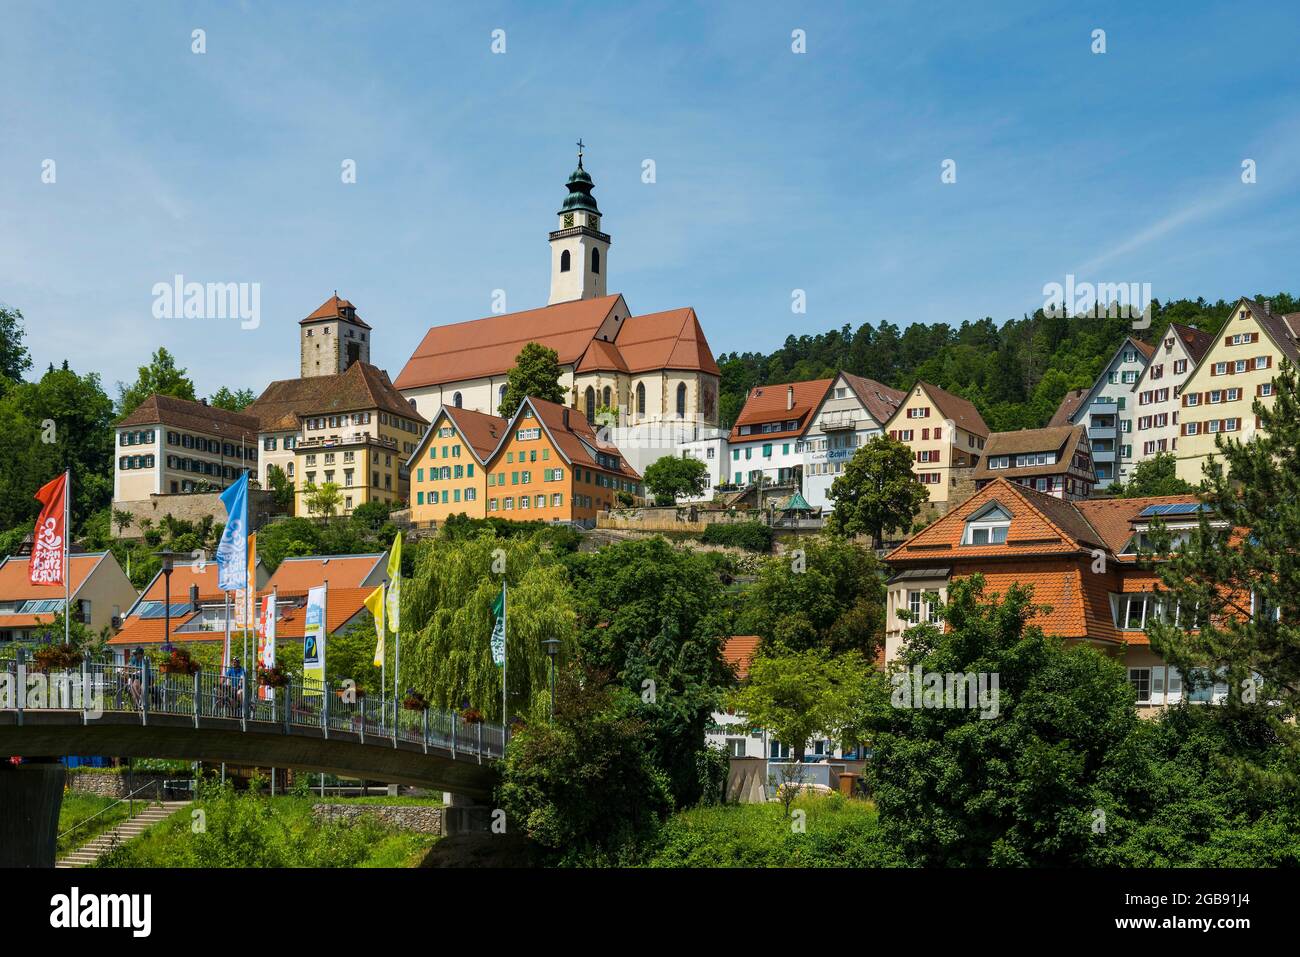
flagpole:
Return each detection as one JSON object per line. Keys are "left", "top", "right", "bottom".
{"left": 63, "top": 468, "right": 70, "bottom": 647}
{"left": 380, "top": 582, "right": 386, "bottom": 730}
{"left": 502, "top": 579, "right": 508, "bottom": 739}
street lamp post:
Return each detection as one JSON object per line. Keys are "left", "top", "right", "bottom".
{"left": 541, "top": 638, "right": 561, "bottom": 723}
{"left": 155, "top": 550, "right": 179, "bottom": 647}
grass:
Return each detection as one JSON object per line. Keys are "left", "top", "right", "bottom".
{"left": 95, "top": 787, "right": 437, "bottom": 868}
{"left": 644, "top": 793, "right": 905, "bottom": 868}
{"left": 57, "top": 792, "right": 137, "bottom": 856}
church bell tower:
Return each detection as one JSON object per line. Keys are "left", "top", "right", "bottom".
{"left": 548, "top": 141, "right": 610, "bottom": 305}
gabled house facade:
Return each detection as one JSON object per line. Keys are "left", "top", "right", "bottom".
{"left": 801, "top": 372, "right": 906, "bottom": 512}
{"left": 883, "top": 382, "right": 989, "bottom": 509}
{"left": 1129, "top": 322, "right": 1215, "bottom": 470}
{"left": 1174, "top": 298, "right": 1300, "bottom": 484}
{"left": 973, "top": 425, "right": 1096, "bottom": 500}
{"left": 405, "top": 405, "right": 507, "bottom": 523}
{"left": 883, "top": 478, "right": 1233, "bottom": 713}
{"left": 1065, "top": 336, "right": 1155, "bottom": 487}
{"left": 0, "top": 552, "right": 137, "bottom": 645}
{"left": 726, "top": 379, "right": 833, "bottom": 493}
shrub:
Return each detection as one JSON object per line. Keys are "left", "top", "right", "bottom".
{"left": 700, "top": 522, "right": 773, "bottom": 553}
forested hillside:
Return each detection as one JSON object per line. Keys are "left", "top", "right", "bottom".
{"left": 717, "top": 294, "right": 1298, "bottom": 431}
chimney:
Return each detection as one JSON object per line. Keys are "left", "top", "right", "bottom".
{"left": 189, "top": 583, "right": 199, "bottom": 613}
{"left": 786, "top": 386, "right": 795, "bottom": 411}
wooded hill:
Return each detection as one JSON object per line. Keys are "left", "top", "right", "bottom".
{"left": 717, "top": 293, "right": 1299, "bottom": 431}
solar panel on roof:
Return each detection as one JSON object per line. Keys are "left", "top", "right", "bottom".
{"left": 1138, "top": 502, "right": 1207, "bottom": 518}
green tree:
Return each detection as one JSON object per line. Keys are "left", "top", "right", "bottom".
{"left": 498, "top": 664, "right": 673, "bottom": 864}
{"left": 0, "top": 304, "right": 33, "bottom": 388}
{"left": 825, "top": 435, "right": 929, "bottom": 547}
{"left": 642, "top": 454, "right": 708, "bottom": 504}
{"left": 111, "top": 508, "right": 134, "bottom": 537}
{"left": 265, "top": 464, "right": 295, "bottom": 512}
{"left": 405, "top": 533, "right": 575, "bottom": 721}
{"left": 565, "top": 538, "right": 734, "bottom": 807}
{"left": 1112, "top": 452, "right": 1196, "bottom": 498}
{"left": 866, "top": 575, "right": 1152, "bottom": 866}
{"left": 1146, "top": 359, "right": 1300, "bottom": 780}
{"left": 725, "top": 648, "right": 870, "bottom": 767}
{"left": 302, "top": 481, "right": 342, "bottom": 520}
{"left": 498, "top": 342, "right": 565, "bottom": 418}
{"left": 116, "top": 347, "right": 196, "bottom": 419}
{"left": 740, "top": 535, "right": 885, "bottom": 657}
{"left": 208, "top": 386, "right": 256, "bottom": 411}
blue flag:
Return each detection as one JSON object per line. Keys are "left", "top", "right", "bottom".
{"left": 216, "top": 472, "right": 249, "bottom": 591}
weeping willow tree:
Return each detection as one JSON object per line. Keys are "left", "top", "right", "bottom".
{"left": 402, "top": 533, "right": 576, "bottom": 722}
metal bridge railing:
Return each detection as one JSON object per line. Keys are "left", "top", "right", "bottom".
{"left": 0, "top": 655, "right": 506, "bottom": 762}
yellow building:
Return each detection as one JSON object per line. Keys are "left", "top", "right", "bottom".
{"left": 1175, "top": 298, "right": 1300, "bottom": 484}
{"left": 245, "top": 358, "right": 427, "bottom": 517}
{"left": 883, "top": 382, "right": 989, "bottom": 507}
{"left": 406, "top": 406, "right": 504, "bottom": 523}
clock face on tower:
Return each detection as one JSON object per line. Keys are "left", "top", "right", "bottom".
{"left": 562, "top": 213, "right": 574, "bottom": 228}
{"left": 588, "top": 215, "right": 599, "bottom": 231}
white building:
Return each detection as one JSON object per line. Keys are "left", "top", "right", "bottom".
{"left": 801, "top": 372, "right": 905, "bottom": 511}
{"left": 726, "top": 379, "right": 833, "bottom": 493}
{"left": 1130, "top": 323, "right": 1215, "bottom": 467}
{"left": 1064, "top": 336, "right": 1156, "bottom": 487}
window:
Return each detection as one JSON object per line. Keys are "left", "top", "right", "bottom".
{"left": 962, "top": 503, "right": 1011, "bottom": 545}
{"left": 560, "top": 249, "right": 571, "bottom": 272}
{"left": 602, "top": 386, "right": 611, "bottom": 409}
{"left": 636, "top": 382, "right": 645, "bottom": 415}
{"left": 453, "top": 392, "right": 462, "bottom": 408}
{"left": 585, "top": 386, "right": 596, "bottom": 423}
{"left": 676, "top": 382, "right": 687, "bottom": 418}
{"left": 1128, "top": 668, "right": 1151, "bottom": 704}
{"left": 591, "top": 247, "right": 600, "bottom": 274}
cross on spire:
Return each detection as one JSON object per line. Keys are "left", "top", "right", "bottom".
{"left": 576, "top": 138, "right": 585, "bottom": 167}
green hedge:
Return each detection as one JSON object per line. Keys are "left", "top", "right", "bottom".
{"left": 645, "top": 794, "right": 904, "bottom": 867}
{"left": 699, "top": 522, "right": 774, "bottom": 553}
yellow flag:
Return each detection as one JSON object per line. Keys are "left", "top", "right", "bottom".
{"left": 364, "top": 583, "right": 385, "bottom": 668}
{"left": 385, "top": 532, "right": 402, "bottom": 632}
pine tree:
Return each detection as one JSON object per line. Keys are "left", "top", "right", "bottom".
{"left": 1146, "top": 359, "right": 1300, "bottom": 781}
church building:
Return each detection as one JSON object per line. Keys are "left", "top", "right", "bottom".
{"left": 393, "top": 148, "right": 724, "bottom": 475}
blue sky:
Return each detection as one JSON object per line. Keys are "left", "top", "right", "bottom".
{"left": 3, "top": 1, "right": 1298, "bottom": 397}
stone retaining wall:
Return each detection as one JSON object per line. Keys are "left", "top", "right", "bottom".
{"left": 65, "top": 770, "right": 169, "bottom": 799}
{"left": 310, "top": 803, "right": 443, "bottom": 834}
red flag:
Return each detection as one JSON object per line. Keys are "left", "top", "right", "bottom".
{"left": 30, "top": 473, "right": 67, "bottom": 587}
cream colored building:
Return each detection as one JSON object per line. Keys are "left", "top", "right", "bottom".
{"left": 114, "top": 395, "right": 260, "bottom": 502}
{"left": 393, "top": 153, "right": 721, "bottom": 477}
{"left": 246, "top": 338, "right": 427, "bottom": 517}
{"left": 1129, "top": 323, "right": 1214, "bottom": 469}
{"left": 1175, "top": 298, "right": 1300, "bottom": 484}
{"left": 884, "top": 382, "right": 989, "bottom": 507}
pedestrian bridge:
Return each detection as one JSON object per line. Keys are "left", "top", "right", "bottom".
{"left": 0, "top": 659, "right": 504, "bottom": 867}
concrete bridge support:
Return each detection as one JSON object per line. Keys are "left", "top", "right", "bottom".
{"left": 441, "top": 791, "right": 493, "bottom": 835}
{"left": 0, "top": 759, "right": 64, "bottom": 868}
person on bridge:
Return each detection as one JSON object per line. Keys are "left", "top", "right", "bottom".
{"left": 224, "top": 657, "right": 245, "bottom": 715}
{"left": 127, "top": 648, "right": 145, "bottom": 708}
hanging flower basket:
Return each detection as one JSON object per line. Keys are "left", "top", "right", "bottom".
{"left": 259, "top": 665, "right": 290, "bottom": 689}
{"left": 159, "top": 647, "right": 201, "bottom": 675}
{"left": 32, "top": 642, "right": 82, "bottom": 671}
{"left": 335, "top": 686, "right": 366, "bottom": 700}
{"left": 403, "top": 692, "right": 429, "bottom": 712}
{"left": 460, "top": 707, "right": 484, "bottom": 724}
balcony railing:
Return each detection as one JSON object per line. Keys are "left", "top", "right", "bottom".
{"left": 297, "top": 432, "right": 398, "bottom": 451}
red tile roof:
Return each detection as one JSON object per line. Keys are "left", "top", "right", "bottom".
{"left": 247, "top": 361, "right": 425, "bottom": 432}
{"left": 610, "top": 308, "right": 721, "bottom": 376}
{"left": 840, "top": 372, "right": 906, "bottom": 425}
{"left": 730, "top": 378, "right": 834, "bottom": 442}
{"left": 523, "top": 397, "right": 642, "bottom": 479}
{"left": 264, "top": 554, "right": 386, "bottom": 594}
{"left": 301, "top": 294, "right": 372, "bottom": 330}
{"left": 116, "top": 394, "right": 260, "bottom": 437}
{"left": 1073, "top": 494, "right": 1203, "bottom": 558}
{"left": 907, "top": 382, "right": 990, "bottom": 438}
{"left": 1166, "top": 322, "right": 1215, "bottom": 365}
{"left": 723, "top": 635, "right": 760, "bottom": 680}
{"left": 0, "top": 553, "right": 107, "bottom": 600}
{"left": 1048, "top": 388, "right": 1089, "bottom": 428}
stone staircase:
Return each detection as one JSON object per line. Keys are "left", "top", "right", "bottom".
{"left": 56, "top": 800, "right": 190, "bottom": 868}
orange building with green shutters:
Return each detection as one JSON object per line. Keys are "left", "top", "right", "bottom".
{"left": 485, "top": 397, "right": 642, "bottom": 525}
{"left": 406, "top": 405, "right": 504, "bottom": 522}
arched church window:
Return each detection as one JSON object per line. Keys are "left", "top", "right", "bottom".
{"left": 676, "top": 382, "right": 687, "bottom": 418}
{"left": 585, "top": 387, "right": 596, "bottom": 423}
{"left": 592, "top": 248, "right": 600, "bottom": 274}
{"left": 453, "top": 392, "right": 463, "bottom": 408}
{"left": 560, "top": 249, "right": 571, "bottom": 273}
{"left": 636, "top": 382, "right": 646, "bottom": 416}
{"left": 602, "top": 386, "right": 611, "bottom": 408}
{"left": 499, "top": 384, "right": 507, "bottom": 407}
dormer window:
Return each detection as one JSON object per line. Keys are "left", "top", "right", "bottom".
{"left": 963, "top": 503, "right": 1011, "bottom": 545}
